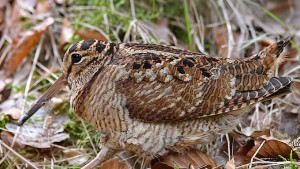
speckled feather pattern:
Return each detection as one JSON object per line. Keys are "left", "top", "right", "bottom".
{"left": 61, "top": 39, "right": 291, "bottom": 166}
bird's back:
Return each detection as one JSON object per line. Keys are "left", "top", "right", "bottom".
{"left": 111, "top": 41, "right": 291, "bottom": 123}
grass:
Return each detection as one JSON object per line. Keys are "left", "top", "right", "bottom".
{"left": 183, "top": 0, "right": 192, "bottom": 50}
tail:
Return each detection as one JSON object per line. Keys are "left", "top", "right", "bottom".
{"left": 218, "top": 77, "right": 292, "bottom": 113}
{"left": 217, "top": 40, "right": 292, "bottom": 114}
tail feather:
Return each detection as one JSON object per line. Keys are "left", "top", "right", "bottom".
{"left": 218, "top": 77, "right": 292, "bottom": 113}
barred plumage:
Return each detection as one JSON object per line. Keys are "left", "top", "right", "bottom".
{"left": 19, "top": 39, "right": 292, "bottom": 169}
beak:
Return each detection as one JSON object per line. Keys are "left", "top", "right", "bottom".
{"left": 18, "top": 75, "right": 68, "bottom": 126}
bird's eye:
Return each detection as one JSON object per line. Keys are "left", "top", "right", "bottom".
{"left": 71, "top": 53, "right": 84, "bottom": 64}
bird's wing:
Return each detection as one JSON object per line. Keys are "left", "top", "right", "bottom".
{"left": 112, "top": 42, "right": 291, "bottom": 123}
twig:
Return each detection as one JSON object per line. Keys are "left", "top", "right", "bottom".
{"left": 0, "top": 43, "right": 11, "bottom": 66}
{"left": 226, "top": 0, "right": 246, "bottom": 54}
{"left": 6, "top": 36, "right": 45, "bottom": 168}
{"left": 249, "top": 140, "right": 266, "bottom": 168}
{"left": 283, "top": 64, "right": 300, "bottom": 76}
{"left": 0, "top": 140, "right": 38, "bottom": 169}
{"left": 130, "top": 0, "right": 136, "bottom": 20}
{"left": 54, "top": 153, "right": 91, "bottom": 163}
{"left": 238, "top": 161, "right": 300, "bottom": 168}
{"left": 81, "top": 120, "right": 98, "bottom": 155}
{"left": 219, "top": 0, "right": 235, "bottom": 59}
{"left": 226, "top": 134, "right": 231, "bottom": 160}
{"left": 49, "top": 27, "right": 63, "bottom": 67}
{"left": 21, "top": 35, "right": 45, "bottom": 117}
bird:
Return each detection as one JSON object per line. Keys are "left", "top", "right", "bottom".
{"left": 18, "top": 39, "right": 292, "bottom": 168}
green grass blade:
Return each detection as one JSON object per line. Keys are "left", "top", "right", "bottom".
{"left": 184, "top": 0, "right": 192, "bottom": 50}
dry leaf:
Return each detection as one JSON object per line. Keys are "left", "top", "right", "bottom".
{"left": 60, "top": 18, "right": 74, "bottom": 48}
{"left": 5, "top": 107, "right": 70, "bottom": 148}
{"left": 2, "top": 17, "right": 54, "bottom": 77}
{"left": 152, "top": 149, "right": 216, "bottom": 169}
{"left": 245, "top": 140, "right": 300, "bottom": 162}
{"left": 152, "top": 162, "right": 173, "bottom": 169}
{"left": 63, "top": 148, "right": 89, "bottom": 165}
{"left": 234, "top": 139, "right": 299, "bottom": 166}
{"left": 3, "top": 107, "right": 22, "bottom": 120}
{"left": 101, "top": 158, "right": 130, "bottom": 169}
{"left": 76, "top": 29, "right": 107, "bottom": 41}
{"left": 250, "top": 129, "right": 271, "bottom": 139}
{"left": 233, "top": 140, "right": 255, "bottom": 166}
{"left": 0, "top": 131, "right": 25, "bottom": 150}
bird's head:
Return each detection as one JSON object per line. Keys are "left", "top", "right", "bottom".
{"left": 63, "top": 40, "right": 116, "bottom": 88}
{"left": 18, "top": 40, "right": 117, "bottom": 125}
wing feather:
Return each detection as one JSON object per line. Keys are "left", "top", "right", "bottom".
{"left": 112, "top": 42, "right": 291, "bottom": 123}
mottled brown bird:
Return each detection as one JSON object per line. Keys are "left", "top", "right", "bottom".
{"left": 19, "top": 40, "right": 291, "bottom": 168}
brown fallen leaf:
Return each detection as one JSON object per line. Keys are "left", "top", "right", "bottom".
{"left": 152, "top": 149, "right": 216, "bottom": 169}
{"left": 245, "top": 139, "right": 300, "bottom": 162}
{"left": 76, "top": 29, "right": 108, "bottom": 41}
{"left": 234, "top": 139, "right": 299, "bottom": 166}
{"left": 237, "top": 127, "right": 271, "bottom": 139}
{"left": 233, "top": 140, "right": 255, "bottom": 166}
{"left": 101, "top": 158, "right": 130, "bottom": 169}
{"left": 151, "top": 162, "right": 173, "bottom": 169}
{"left": 250, "top": 129, "right": 271, "bottom": 139}
{"left": 2, "top": 17, "right": 54, "bottom": 77}
{"left": 0, "top": 131, "right": 25, "bottom": 150}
